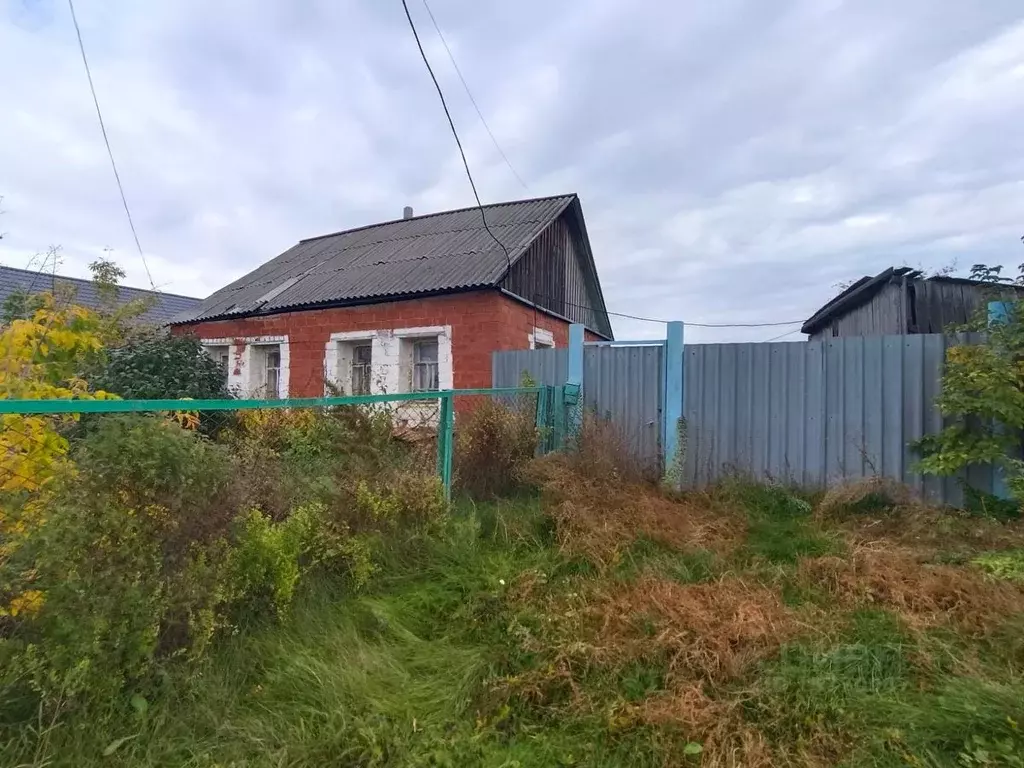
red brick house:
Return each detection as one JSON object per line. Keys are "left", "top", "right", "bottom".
{"left": 171, "top": 194, "right": 612, "bottom": 398}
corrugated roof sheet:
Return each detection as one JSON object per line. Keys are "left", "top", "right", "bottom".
{"left": 173, "top": 194, "right": 578, "bottom": 324}
{"left": 0, "top": 266, "right": 200, "bottom": 325}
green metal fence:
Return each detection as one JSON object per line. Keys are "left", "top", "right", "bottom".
{"left": 0, "top": 386, "right": 565, "bottom": 499}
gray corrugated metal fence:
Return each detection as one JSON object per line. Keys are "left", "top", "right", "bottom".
{"left": 684, "top": 334, "right": 991, "bottom": 504}
{"left": 492, "top": 345, "right": 663, "bottom": 471}
{"left": 494, "top": 334, "right": 993, "bottom": 505}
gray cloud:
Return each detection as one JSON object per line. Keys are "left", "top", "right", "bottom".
{"left": 1, "top": 0, "right": 1022, "bottom": 343}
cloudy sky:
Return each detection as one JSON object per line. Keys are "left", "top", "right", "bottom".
{"left": 2, "top": 0, "right": 1023, "bottom": 341}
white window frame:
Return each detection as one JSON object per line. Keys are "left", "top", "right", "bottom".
{"left": 351, "top": 343, "right": 373, "bottom": 396}
{"left": 529, "top": 328, "right": 555, "bottom": 350}
{"left": 262, "top": 345, "right": 282, "bottom": 399}
{"left": 204, "top": 335, "right": 289, "bottom": 398}
{"left": 324, "top": 331, "right": 380, "bottom": 395}
{"left": 392, "top": 326, "right": 453, "bottom": 394}
{"left": 411, "top": 338, "right": 440, "bottom": 392}
{"left": 202, "top": 343, "right": 231, "bottom": 383}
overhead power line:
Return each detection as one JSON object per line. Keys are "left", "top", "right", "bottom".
{"left": 67, "top": 0, "right": 155, "bottom": 289}
{"left": 400, "top": 0, "right": 513, "bottom": 282}
{"left": 763, "top": 327, "right": 805, "bottom": 342}
{"left": 401, "top": 2, "right": 803, "bottom": 336}
{"left": 552, "top": 295, "right": 806, "bottom": 328}
{"left": 688, "top": 319, "right": 805, "bottom": 328}
{"left": 419, "top": 0, "right": 530, "bottom": 192}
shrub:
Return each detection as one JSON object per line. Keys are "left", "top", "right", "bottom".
{"left": 0, "top": 416, "right": 238, "bottom": 710}
{"left": 455, "top": 399, "right": 538, "bottom": 499}
{"left": 228, "top": 507, "right": 313, "bottom": 617}
{"left": 86, "top": 333, "right": 230, "bottom": 401}
{"left": 225, "top": 406, "right": 408, "bottom": 514}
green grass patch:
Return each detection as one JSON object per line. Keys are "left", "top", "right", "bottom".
{"left": 973, "top": 549, "right": 1024, "bottom": 583}
{"left": 744, "top": 516, "right": 842, "bottom": 564}
{"left": 848, "top": 677, "right": 1024, "bottom": 767}
{"left": 726, "top": 480, "right": 844, "bottom": 564}
{"left": 7, "top": 480, "right": 1024, "bottom": 768}
{"left": 616, "top": 536, "right": 719, "bottom": 584}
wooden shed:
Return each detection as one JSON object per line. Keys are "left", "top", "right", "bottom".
{"left": 801, "top": 267, "right": 1024, "bottom": 341}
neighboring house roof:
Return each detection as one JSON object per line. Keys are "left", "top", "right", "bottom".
{"left": 0, "top": 265, "right": 201, "bottom": 325}
{"left": 172, "top": 193, "right": 594, "bottom": 325}
{"left": 801, "top": 266, "right": 1024, "bottom": 335}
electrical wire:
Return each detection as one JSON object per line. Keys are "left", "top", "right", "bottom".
{"left": 400, "top": 0, "right": 513, "bottom": 280}
{"left": 419, "top": 0, "right": 530, "bottom": 192}
{"left": 401, "top": 1, "right": 806, "bottom": 336}
{"left": 763, "top": 327, "right": 804, "bottom": 343}
{"left": 550, "top": 295, "right": 806, "bottom": 328}
{"left": 67, "top": 0, "right": 155, "bottom": 289}
{"left": 688, "top": 319, "right": 805, "bottom": 328}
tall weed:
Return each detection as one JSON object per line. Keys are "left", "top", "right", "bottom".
{"left": 454, "top": 398, "right": 538, "bottom": 499}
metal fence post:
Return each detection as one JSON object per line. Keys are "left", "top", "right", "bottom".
{"left": 437, "top": 391, "right": 455, "bottom": 499}
{"left": 662, "top": 321, "right": 685, "bottom": 486}
{"left": 567, "top": 324, "right": 585, "bottom": 439}
{"left": 534, "top": 385, "right": 549, "bottom": 454}
{"left": 989, "top": 301, "right": 1012, "bottom": 499}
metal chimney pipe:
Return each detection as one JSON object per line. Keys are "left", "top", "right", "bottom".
{"left": 403, "top": 206, "right": 414, "bottom": 220}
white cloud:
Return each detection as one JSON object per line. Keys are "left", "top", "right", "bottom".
{"left": 1, "top": 0, "right": 1022, "bottom": 344}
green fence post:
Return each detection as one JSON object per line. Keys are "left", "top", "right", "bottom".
{"left": 534, "top": 386, "right": 549, "bottom": 454}
{"left": 437, "top": 391, "right": 455, "bottom": 500}
{"left": 553, "top": 384, "right": 566, "bottom": 449}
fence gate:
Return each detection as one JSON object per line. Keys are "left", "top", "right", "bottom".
{"left": 492, "top": 343, "right": 665, "bottom": 474}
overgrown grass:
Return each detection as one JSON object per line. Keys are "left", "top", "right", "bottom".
{"left": 727, "top": 481, "right": 844, "bottom": 564}
{"left": 5, "top": 470, "right": 1024, "bottom": 767}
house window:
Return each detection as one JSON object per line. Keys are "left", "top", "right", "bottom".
{"left": 264, "top": 347, "right": 281, "bottom": 398}
{"left": 529, "top": 328, "right": 555, "bottom": 349}
{"left": 203, "top": 345, "right": 231, "bottom": 383}
{"left": 412, "top": 339, "right": 439, "bottom": 392}
{"left": 351, "top": 344, "right": 372, "bottom": 395}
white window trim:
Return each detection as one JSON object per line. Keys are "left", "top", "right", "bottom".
{"left": 200, "top": 342, "right": 232, "bottom": 385}
{"left": 529, "top": 328, "right": 555, "bottom": 349}
{"left": 324, "top": 330, "right": 379, "bottom": 395}
{"left": 320, "top": 326, "right": 453, "bottom": 397}
{"left": 204, "top": 335, "right": 289, "bottom": 398}
{"left": 393, "top": 326, "right": 453, "bottom": 393}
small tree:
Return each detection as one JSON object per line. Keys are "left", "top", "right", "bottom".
{"left": 916, "top": 258, "right": 1024, "bottom": 502}
{"left": 88, "top": 258, "right": 155, "bottom": 344}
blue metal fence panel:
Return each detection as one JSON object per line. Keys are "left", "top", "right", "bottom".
{"left": 683, "top": 334, "right": 992, "bottom": 504}
{"left": 492, "top": 348, "right": 568, "bottom": 390}
{"left": 495, "top": 334, "right": 993, "bottom": 506}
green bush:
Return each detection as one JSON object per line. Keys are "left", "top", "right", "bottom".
{"left": 87, "top": 333, "right": 230, "bottom": 401}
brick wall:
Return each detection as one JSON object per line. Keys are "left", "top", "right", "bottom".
{"left": 173, "top": 289, "right": 592, "bottom": 397}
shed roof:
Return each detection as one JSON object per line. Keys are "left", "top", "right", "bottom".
{"left": 172, "top": 193, "right": 582, "bottom": 324}
{"left": 0, "top": 265, "right": 200, "bottom": 325}
{"left": 801, "top": 266, "right": 1024, "bottom": 335}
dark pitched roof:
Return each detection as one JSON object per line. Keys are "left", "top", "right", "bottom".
{"left": 801, "top": 266, "right": 1024, "bottom": 334}
{"left": 0, "top": 265, "right": 201, "bottom": 325}
{"left": 172, "top": 193, "right": 582, "bottom": 324}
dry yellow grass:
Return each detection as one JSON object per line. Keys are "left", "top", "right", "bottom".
{"left": 529, "top": 453, "right": 743, "bottom": 568}
{"left": 799, "top": 545, "right": 1024, "bottom": 635}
